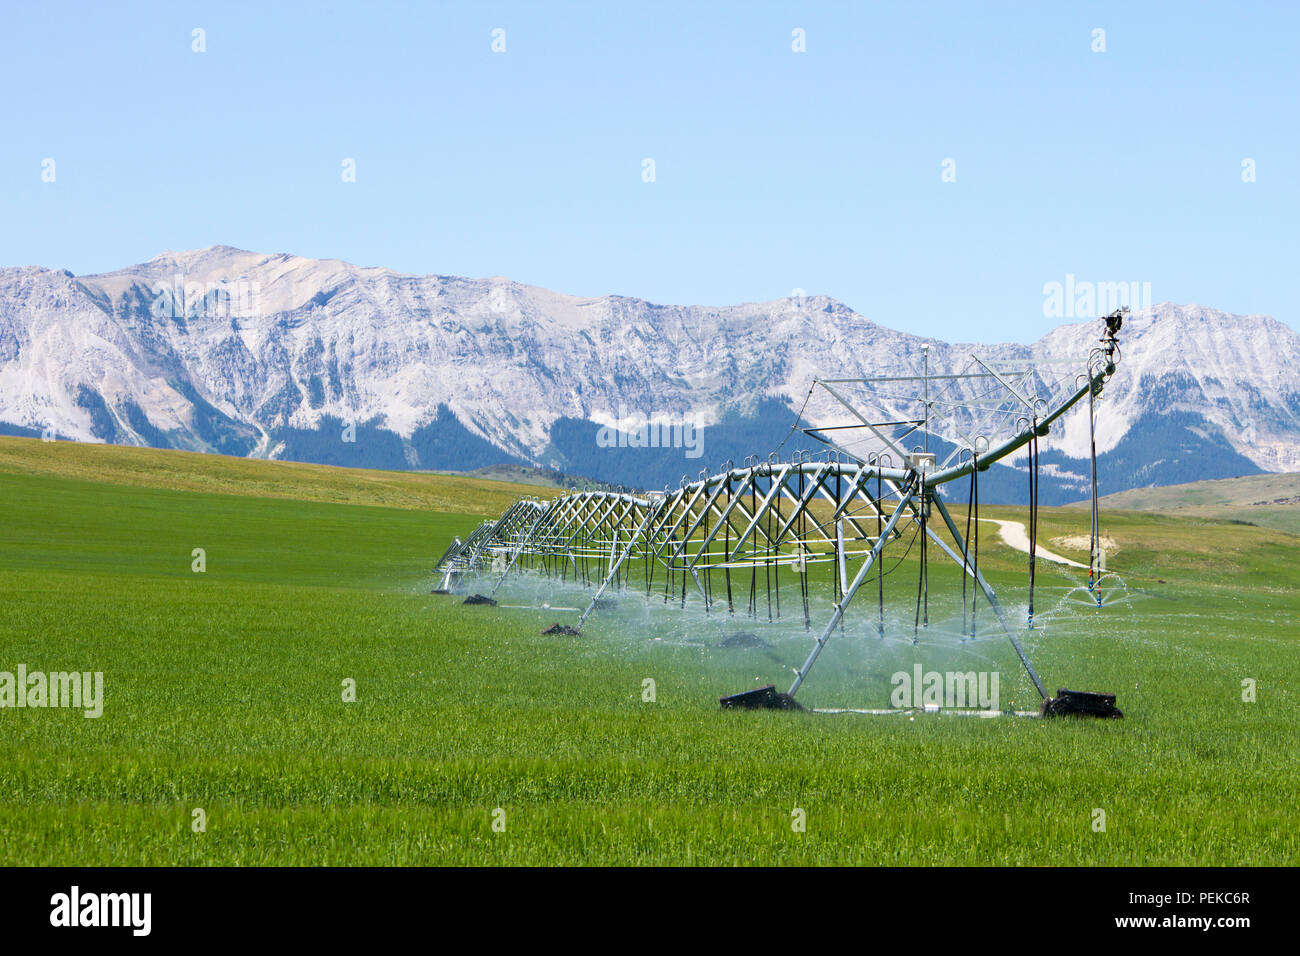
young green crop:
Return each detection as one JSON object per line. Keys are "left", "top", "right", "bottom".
{"left": 1, "top": 440, "right": 1296, "bottom": 865}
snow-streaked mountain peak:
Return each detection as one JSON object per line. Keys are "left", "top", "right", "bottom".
{"left": 1, "top": 246, "right": 1295, "bottom": 475}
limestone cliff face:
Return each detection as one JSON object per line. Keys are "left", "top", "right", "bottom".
{"left": 1, "top": 246, "right": 1295, "bottom": 483}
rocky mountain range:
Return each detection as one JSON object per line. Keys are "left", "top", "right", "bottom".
{"left": 1, "top": 245, "right": 1295, "bottom": 504}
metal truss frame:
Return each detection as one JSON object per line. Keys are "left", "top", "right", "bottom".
{"left": 433, "top": 321, "right": 1123, "bottom": 702}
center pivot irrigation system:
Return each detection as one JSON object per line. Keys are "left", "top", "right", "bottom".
{"left": 433, "top": 311, "right": 1129, "bottom": 718}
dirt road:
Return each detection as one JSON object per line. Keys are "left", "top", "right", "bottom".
{"left": 977, "top": 518, "right": 1088, "bottom": 569}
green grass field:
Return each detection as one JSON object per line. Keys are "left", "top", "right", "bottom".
{"left": 1073, "top": 471, "right": 1300, "bottom": 535}
{"left": 1, "top": 436, "right": 1297, "bottom": 865}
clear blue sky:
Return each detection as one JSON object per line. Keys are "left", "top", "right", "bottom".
{"left": 2, "top": 1, "right": 1295, "bottom": 341}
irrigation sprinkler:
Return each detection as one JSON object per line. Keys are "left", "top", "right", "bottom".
{"left": 433, "top": 312, "right": 1129, "bottom": 718}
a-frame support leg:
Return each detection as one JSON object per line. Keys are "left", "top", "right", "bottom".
{"left": 490, "top": 506, "right": 553, "bottom": 597}
{"left": 788, "top": 476, "right": 918, "bottom": 697}
{"left": 930, "top": 495, "right": 1048, "bottom": 700}
{"left": 578, "top": 503, "right": 664, "bottom": 627}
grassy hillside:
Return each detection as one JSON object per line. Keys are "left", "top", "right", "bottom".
{"left": 0, "top": 436, "right": 559, "bottom": 516}
{"left": 0, "top": 442, "right": 1296, "bottom": 865}
{"left": 461, "top": 464, "right": 567, "bottom": 487}
{"left": 1068, "top": 472, "right": 1300, "bottom": 535}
